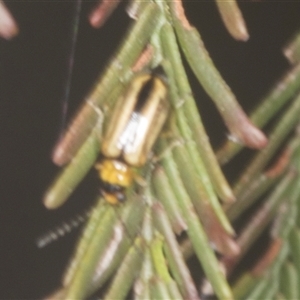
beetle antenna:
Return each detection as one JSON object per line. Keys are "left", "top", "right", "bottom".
{"left": 36, "top": 208, "right": 91, "bottom": 248}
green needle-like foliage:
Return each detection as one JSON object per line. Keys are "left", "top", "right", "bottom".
{"left": 38, "top": 1, "right": 300, "bottom": 299}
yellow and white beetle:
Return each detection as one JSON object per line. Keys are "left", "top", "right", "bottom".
{"left": 95, "top": 71, "right": 169, "bottom": 204}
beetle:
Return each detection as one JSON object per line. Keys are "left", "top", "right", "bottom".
{"left": 95, "top": 71, "right": 170, "bottom": 204}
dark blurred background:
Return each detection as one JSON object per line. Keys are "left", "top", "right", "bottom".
{"left": 1, "top": 1, "right": 300, "bottom": 298}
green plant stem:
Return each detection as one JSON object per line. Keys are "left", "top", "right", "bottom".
{"left": 44, "top": 124, "right": 100, "bottom": 209}
{"left": 65, "top": 206, "right": 118, "bottom": 299}
{"left": 152, "top": 167, "right": 187, "bottom": 234}
{"left": 227, "top": 173, "right": 279, "bottom": 222}
{"left": 244, "top": 243, "right": 289, "bottom": 300}
{"left": 157, "top": 144, "right": 234, "bottom": 300}
{"left": 215, "top": 0, "right": 249, "bottom": 41}
{"left": 160, "top": 21, "right": 234, "bottom": 204}
{"left": 227, "top": 171, "right": 295, "bottom": 271}
{"left": 167, "top": 0, "right": 266, "bottom": 149}
{"left": 227, "top": 136, "right": 300, "bottom": 221}
{"left": 158, "top": 138, "right": 239, "bottom": 256}
{"left": 103, "top": 238, "right": 144, "bottom": 300}
{"left": 283, "top": 29, "right": 300, "bottom": 64}
{"left": 279, "top": 262, "right": 299, "bottom": 300}
{"left": 149, "top": 277, "right": 172, "bottom": 299}
{"left": 63, "top": 197, "right": 107, "bottom": 285}
{"left": 234, "top": 91, "right": 300, "bottom": 197}
{"left": 289, "top": 228, "right": 300, "bottom": 297}
{"left": 152, "top": 202, "right": 200, "bottom": 300}
{"left": 217, "top": 63, "right": 300, "bottom": 164}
